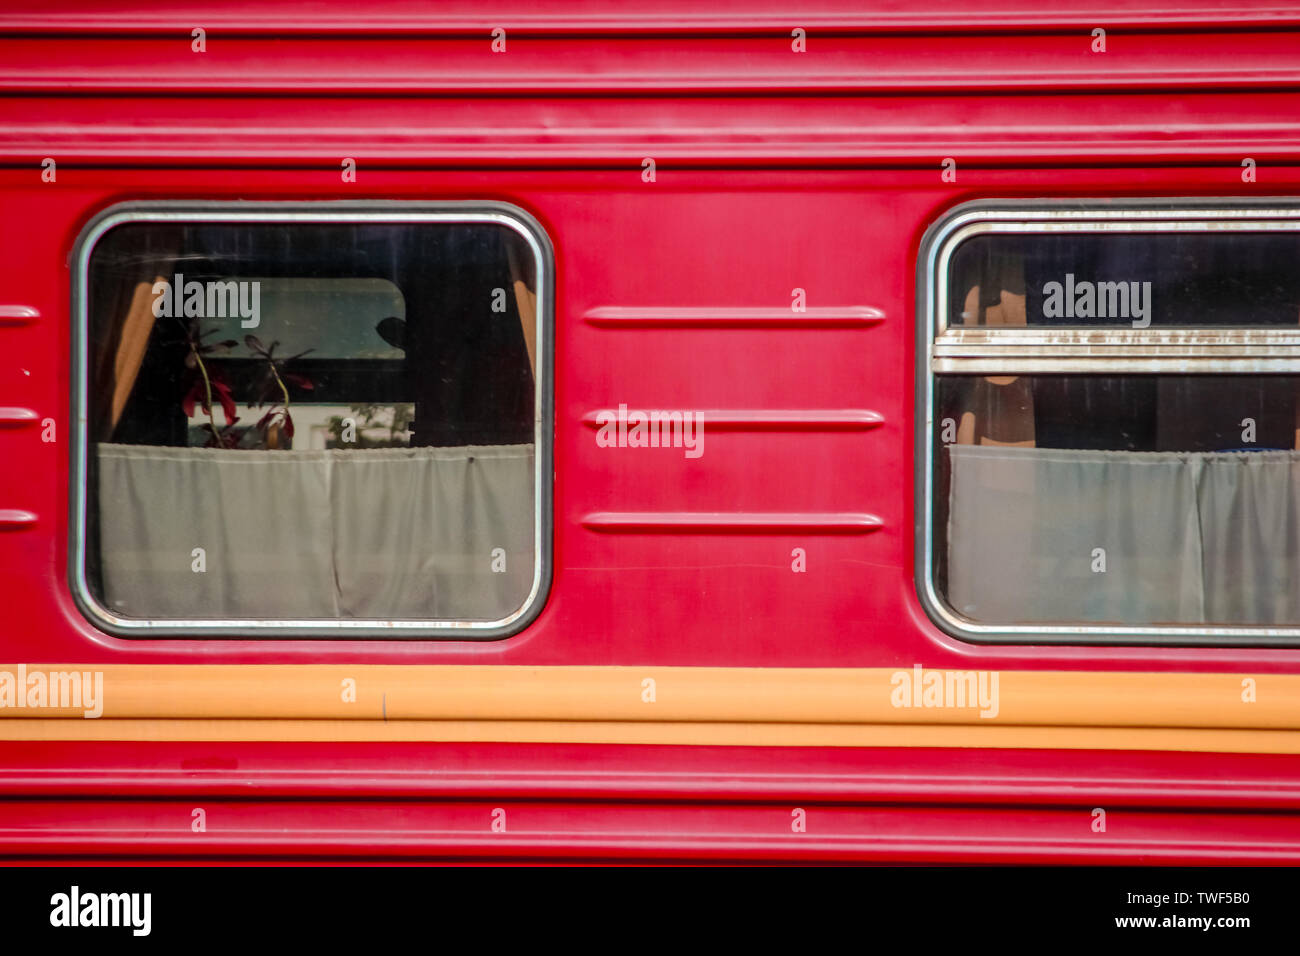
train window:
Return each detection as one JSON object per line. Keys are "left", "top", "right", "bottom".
{"left": 71, "top": 203, "right": 552, "bottom": 637}
{"left": 948, "top": 231, "right": 1300, "bottom": 329}
{"left": 918, "top": 202, "right": 1300, "bottom": 644}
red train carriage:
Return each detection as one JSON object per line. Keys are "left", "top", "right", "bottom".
{"left": 0, "top": 0, "right": 1299, "bottom": 864}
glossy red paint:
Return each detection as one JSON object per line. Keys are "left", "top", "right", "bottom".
{"left": 4, "top": 742, "right": 1300, "bottom": 809}
{"left": 1, "top": 0, "right": 1300, "bottom": 862}
{"left": 0, "top": 743, "right": 1297, "bottom": 863}
{"left": 5, "top": 0, "right": 1300, "bottom": 34}
{"left": 6, "top": 168, "right": 1300, "bottom": 671}
{"left": 10, "top": 800, "right": 1300, "bottom": 864}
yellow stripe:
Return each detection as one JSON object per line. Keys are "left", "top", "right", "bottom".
{"left": 0, "top": 664, "right": 1291, "bottom": 751}
{"left": 1, "top": 720, "right": 1298, "bottom": 754}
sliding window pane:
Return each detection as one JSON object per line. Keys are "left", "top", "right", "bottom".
{"left": 949, "top": 232, "right": 1300, "bottom": 328}
{"left": 934, "top": 374, "right": 1300, "bottom": 626}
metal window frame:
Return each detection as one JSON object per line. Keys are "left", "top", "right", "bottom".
{"left": 70, "top": 200, "right": 554, "bottom": 640}
{"left": 916, "top": 197, "right": 1300, "bottom": 646}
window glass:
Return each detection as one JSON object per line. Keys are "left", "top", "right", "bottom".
{"left": 934, "top": 374, "right": 1300, "bottom": 626}
{"left": 82, "top": 214, "right": 543, "bottom": 629}
{"left": 949, "top": 232, "right": 1300, "bottom": 328}
{"left": 926, "top": 211, "right": 1300, "bottom": 638}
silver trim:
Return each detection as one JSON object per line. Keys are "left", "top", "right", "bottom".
{"left": 917, "top": 198, "right": 1300, "bottom": 646}
{"left": 70, "top": 201, "right": 554, "bottom": 639}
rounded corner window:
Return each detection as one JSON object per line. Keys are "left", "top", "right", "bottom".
{"left": 918, "top": 199, "right": 1300, "bottom": 647}
{"left": 70, "top": 201, "right": 553, "bottom": 639}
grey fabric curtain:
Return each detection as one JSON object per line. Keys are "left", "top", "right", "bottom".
{"left": 96, "top": 442, "right": 535, "bottom": 621}
{"left": 946, "top": 445, "right": 1300, "bottom": 626}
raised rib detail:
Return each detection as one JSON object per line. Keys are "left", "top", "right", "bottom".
{"left": 582, "top": 512, "right": 882, "bottom": 534}
{"left": 0, "top": 510, "right": 38, "bottom": 530}
{"left": 582, "top": 409, "right": 883, "bottom": 430}
{"left": 0, "top": 306, "right": 39, "bottom": 325}
{"left": 0, "top": 408, "right": 39, "bottom": 428}
{"left": 1, "top": 2, "right": 1296, "bottom": 35}
{"left": 584, "top": 306, "right": 884, "bottom": 328}
{"left": 5, "top": 94, "right": 1300, "bottom": 167}
{"left": 10, "top": 34, "right": 1300, "bottom": 95}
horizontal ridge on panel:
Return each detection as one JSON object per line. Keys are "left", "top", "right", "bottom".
{"left": 0, "top": 306, "right": 39, "bottom": 325}
{"left": 0, "top": 510, "right": 38, "bottom": 530}
{"left": 14, "top": 35, "right": 1300, "bottom": 95}
{"left": 583, "top": 306, "right": 884, "bottom": 328}
{"left": 581, "top": 512, "right": 882, "bottom": 533}
{"left": 582, "top": 409, "right": 884, "bottom": 430}
{"left": 8, "top": 94, "right": 1300, "bottom": 167}
{"left": 3, "top": 3, "right": 1297, "bottom": 35}
{"left": 0, "top": 408, "right": 39, "bottom": 428}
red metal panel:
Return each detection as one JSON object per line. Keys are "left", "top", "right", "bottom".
{"left": 0, "top": 1, "right": 1298, "bottom": 863}
{"left": 6, "top": 93, "right": 1300, "bottom": 166}
{"left": 2, "top": 0, "right": 1298, "bottom": 34}
{"left": 1, "top": 169, "right": 1300, "bottom": 674}
{"left": 5, "top": 32, "right": 1300, "bottom": 94}
{"left": 2, "top": 742, "right": 1298, "bottom": 862}
{"left": 2, "top": 743, "right": 1299, "bottom": 810}
{"left": 5, "top": 797, "right": 1300, "bottom": 863}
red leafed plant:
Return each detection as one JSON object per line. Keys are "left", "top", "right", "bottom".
{"left": 179, "top": 319, "right": 240, "bottom": 447}
{"left": 245, "top": 334, "right": 314, "bottom": 449}
{"left": 175, "top": 321, "right": 314, "bottom": 450}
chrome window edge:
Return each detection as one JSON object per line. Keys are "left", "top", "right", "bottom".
{"left": 69, "top": 200, "right": 554, "bottom": 640}
{"left": 915, "top": 197, "right": 1300, "bottom": 647}
{"left": 935, "top": 217, "right": 1300, "bottom": 343}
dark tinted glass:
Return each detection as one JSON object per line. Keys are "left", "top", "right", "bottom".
{"left": 84, "top": 218, "right": 539, "bottom": 625}
{"left": 949, "top": 232, "right": 1300, "bottom": 328}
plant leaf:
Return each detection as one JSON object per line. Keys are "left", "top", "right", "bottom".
{"left": 200, "top": 339, "right": 237, "bottom": 357}
{"left": 212, "top": 380, "right": 238, "bottom": 424}
{"left": 253, "top": 370, "right": 277, "bottom": 407}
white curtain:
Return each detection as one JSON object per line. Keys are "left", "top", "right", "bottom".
{"left": 946, "top": 445, "right": 1300, "bottom": 625}
{"left": 96, "top": 442, "right": 535, "bottom": 621}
